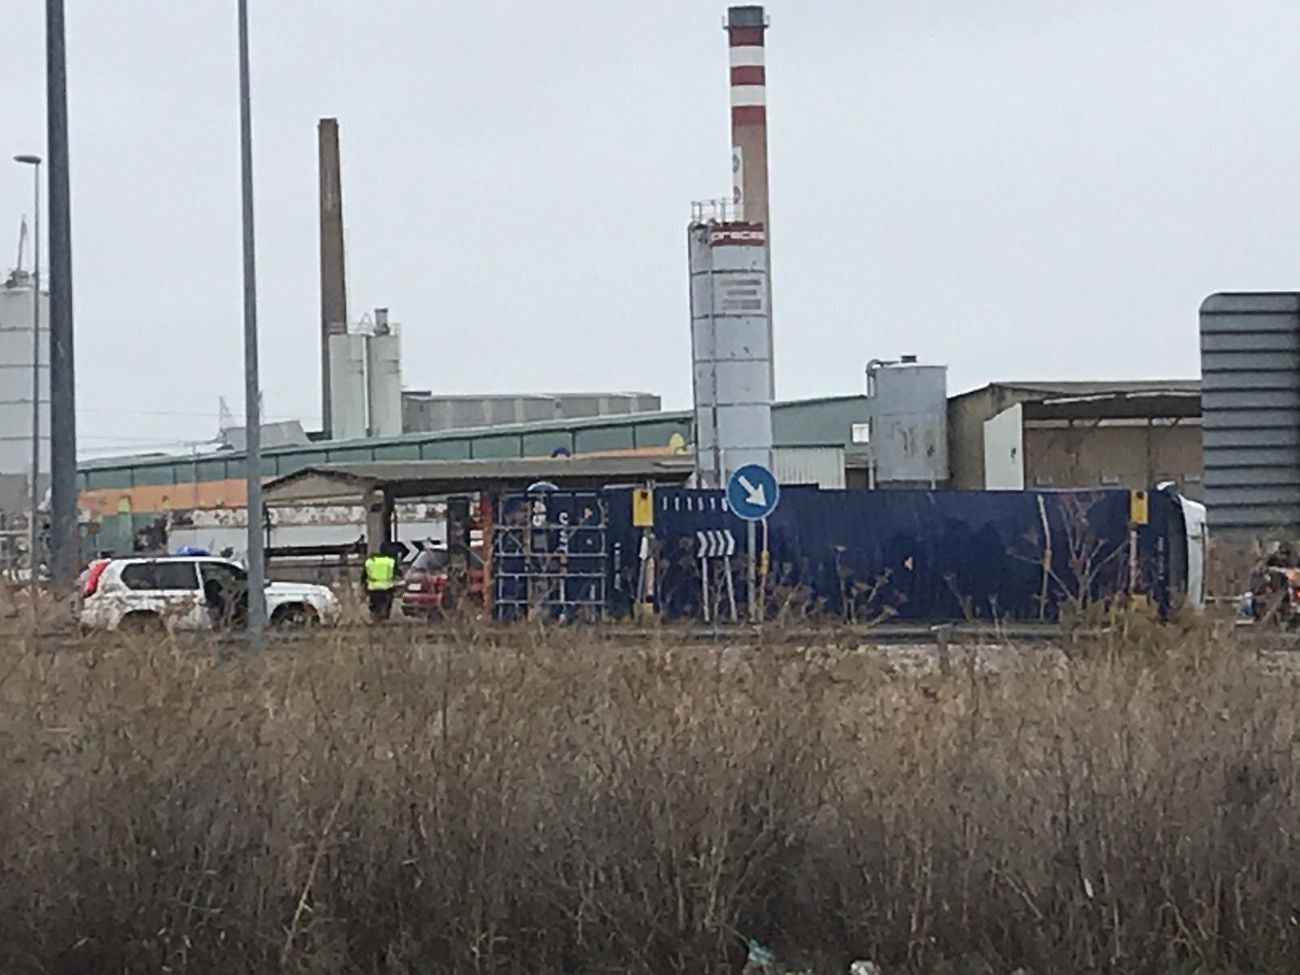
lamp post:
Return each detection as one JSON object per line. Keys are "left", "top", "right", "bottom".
{"left": 237, "top": 0, "right": 266, "bottom": 642}
{"left": 13, "top": 154, "right": 42, "bottom": 587}
{"left": 45, "top": 0, "right": 78, "bottom": 594}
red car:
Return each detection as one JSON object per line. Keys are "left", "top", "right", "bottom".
{"left": 401, "top": 546, "right": 486, "bottom": 617}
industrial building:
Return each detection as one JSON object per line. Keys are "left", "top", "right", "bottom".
{"left": 1199, "top": 292, "right": 1300, "bottom": 538}
{"left": 77, "top": 395, "right": 866, "bottom": 511}
{"left": 948, "top": 380, "right": 1203, "bottom": 499}
{"left": 402, "top": 392, "right": 661, "bottom": 434}
{"left": 76, "top": 395, "right": 865, "bottom": 557}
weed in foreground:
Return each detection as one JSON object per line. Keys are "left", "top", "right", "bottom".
{"left": 0, "top": 624, "right": 1297, "bottom": 974}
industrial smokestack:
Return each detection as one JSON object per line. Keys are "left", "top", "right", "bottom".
{"left": 725, "top": 5, "right": 774, "bottom": 398}
{"left": 318, "top": 117, "right": 348, "bottom": 438}
{"left": 725, "top": 5, "right": 769, "bottom": 227}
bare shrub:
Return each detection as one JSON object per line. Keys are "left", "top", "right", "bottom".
{"left": 0, "top": 625, "right": 1298, "bottom": 973}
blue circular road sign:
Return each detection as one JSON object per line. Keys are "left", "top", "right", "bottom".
{"left": 726, "top": 463, "right": 780, "bottom": 522}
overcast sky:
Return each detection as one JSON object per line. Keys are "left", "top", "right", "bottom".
{"left": 2, "top": 1, "right": 1298, "bottom": 456}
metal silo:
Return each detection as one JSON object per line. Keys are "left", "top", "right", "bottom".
{"left": 328, "top": 332, "right": 369, "bottom": 442}
{"left": 865, "top": 357, "right": 949, "bottom": 488}
{"left": 0, "top": 276, "right": 49, "bottom": 515}
{"left": 366, "top": 308, "right": 403, "bottom": 439}
{"left": 688, "top": 217, "right": 773, "bottom": 488}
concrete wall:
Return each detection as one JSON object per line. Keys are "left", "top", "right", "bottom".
{"left": 1022, "top": 421, "right": 1203, "bottom": 499}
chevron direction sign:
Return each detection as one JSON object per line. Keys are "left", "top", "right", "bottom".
{"left": 400, "top": 540, "right": 444, "bottom": 563}
{"left": 696, "top": 529, "right": 737, "bottom": 559}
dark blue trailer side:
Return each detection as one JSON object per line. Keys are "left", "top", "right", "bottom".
{"left": 603, "top": 486, "right": 1191, "bottom": 624}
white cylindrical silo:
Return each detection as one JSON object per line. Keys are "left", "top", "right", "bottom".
{"left": 688, "top": 221, "right": 773, "bottom": 488}
{"left": 0, "top": 279, "right": 50, "bottom": 514}
{"left": 328, "top": 332, "right": 369, "bottom": 442}
{"left": 366, "top": 328, "right": 403, "bottom": 438}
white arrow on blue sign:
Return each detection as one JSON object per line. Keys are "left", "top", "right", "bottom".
{"left": 695, "top": 529, "right": 737, "bottom": 559}
{"left": 726, "top": 463, "right": 780, "bottom": 522}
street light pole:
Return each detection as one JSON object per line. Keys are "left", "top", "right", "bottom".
{"left": 44, "top": 0, "right": 77, "bottom": 594}
{"left": 13, "top": 155, "right": 42, "bottom": 589}
{"left": 237, "top": 0, "right": 266, "bottom": 642}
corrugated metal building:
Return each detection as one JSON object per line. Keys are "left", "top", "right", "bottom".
{"left": 1199, "top": 292, "right": 1300, "bottom": 538}
{"left": 77, "top": 395, "right": 870, "bottom": 518}
{"left": 402, "top": 392, "right": 662, "bottom": 434}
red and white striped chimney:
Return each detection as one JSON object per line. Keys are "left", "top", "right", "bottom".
{"left": 726, "top": 5, "right": 769, "bottom": 228}
{"left": 726, "top": 5, "right": 775, "bottom": 398}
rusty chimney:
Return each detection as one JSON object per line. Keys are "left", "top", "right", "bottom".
{"left": 725, "top": 5, "right": 774, "bottom": 397}
{"left": 318, "top": 117, "right": 348, "bottom": 438}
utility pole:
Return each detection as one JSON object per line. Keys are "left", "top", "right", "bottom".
{"left": 13, "top": 155, "right": 42, "bottom": 594}
{"left": 45, "top": 0, "right": 78, "bottom": 593}
{"left": 237, "top": 0, "right": 267, "bottom": 642}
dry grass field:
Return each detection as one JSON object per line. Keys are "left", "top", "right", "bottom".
{"left": 0, "top": 614, "right": 1297, "bottom": 974}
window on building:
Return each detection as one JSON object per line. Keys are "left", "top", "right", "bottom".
{"left": 851, "top": 422, "right": 871, "bottom": 444}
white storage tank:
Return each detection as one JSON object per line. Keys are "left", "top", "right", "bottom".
{"left": 688, "top": 220, "right": 774, "bottom": 488}
{"left": 865, "top": 356, "right": 949, "bottom": 488}
{"left": 0, "top": 276, "right": 49, "bottom": 513}
{"left": 366, "top": 309, "right": 402, "bottom": 439}
{"left": 328, "top": 332, "right": 369, "bottom": 442}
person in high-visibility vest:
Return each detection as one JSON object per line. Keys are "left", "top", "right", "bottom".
{"left": 363, "top": 547, "right": 399, "bottom": 622}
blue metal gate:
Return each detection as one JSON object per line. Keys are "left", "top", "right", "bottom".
{"left": 492, "top": 490, "right": 609, "bottom": 622}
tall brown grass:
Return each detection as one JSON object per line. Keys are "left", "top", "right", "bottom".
{"left": 0, "top": 622, "right": 1298, "bottom": 974}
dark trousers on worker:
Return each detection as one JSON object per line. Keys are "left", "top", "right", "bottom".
{"left": 368, "top": 588, "right": 394, "bottom": 623}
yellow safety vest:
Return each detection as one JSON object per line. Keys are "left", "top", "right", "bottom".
{"left": 365, "top": 554, "right": 397, "bottom": 591}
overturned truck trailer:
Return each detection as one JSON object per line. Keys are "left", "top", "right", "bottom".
{"left": 492, "top": 486, "right": 1206, "bottom": 624}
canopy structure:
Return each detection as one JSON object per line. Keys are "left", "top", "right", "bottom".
{"left": 262, "top": 456, "right": 695, "bottom": 506}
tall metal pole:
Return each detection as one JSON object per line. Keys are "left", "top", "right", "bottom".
{"left": 31, "top": 162, "right": 40, "bottom": 585}
{"left": 13, "top": 155, "right": 42, "bottom": 590}
{"left": 44, "top": 0, "right": 77, "bottom": 594}
{"left": 237, "top": 0, "right": 267, "bottom": 641}
{"left": 747, "top": 519, "right": 757, "bottom": 622}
